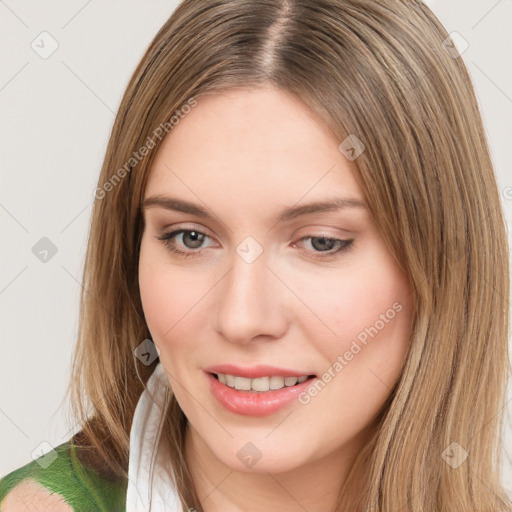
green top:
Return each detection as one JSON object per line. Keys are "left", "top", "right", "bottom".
{"left": 0, "top": 439, "right": 127, "bottom": 511}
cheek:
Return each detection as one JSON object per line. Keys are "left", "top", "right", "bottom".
{"left": 304, "top": 248, "right": 413, "bottom": 378}
{"left": 138, "top": 241, "right": 194, "bottom": 343}
{"left": 138, "top": 240, "right": 216, "bottom": 358}
{"left": 310, "top": 272, "right": 409, "bottom": 337}
{"left": 298, "top": 270, "right": 412, "bottom": 438}
{"left": 329, "top": 278, "right": 409, "bottom": 344}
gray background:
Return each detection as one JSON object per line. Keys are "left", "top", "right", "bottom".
{"left": 1, "top": 0, "right": 511, "bottom": 495}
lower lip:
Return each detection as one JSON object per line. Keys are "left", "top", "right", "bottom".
{"left": 205, "top": 372, "right": 317, "bottom": 416}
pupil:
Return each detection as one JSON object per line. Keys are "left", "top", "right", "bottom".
{"left": 312, "top": 237, "right": 335, "bottom": 251}
{"left": 185, "top": 231, "right": 204, "bottom": 249}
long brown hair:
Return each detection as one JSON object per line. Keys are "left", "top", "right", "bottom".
{"left": 67, "top": 0, "right": 512, "bottom": 509}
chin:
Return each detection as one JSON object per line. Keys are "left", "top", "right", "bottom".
{"left": 204, "top": 435, "right": 312, "bottom": 474}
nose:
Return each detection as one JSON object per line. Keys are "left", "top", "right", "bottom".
{"left": 214, "top": 244, "right": 289, "bottom": 344}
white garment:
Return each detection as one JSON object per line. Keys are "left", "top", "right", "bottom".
{"left": 126, "top": 361, "right": 183, "bottom": 511}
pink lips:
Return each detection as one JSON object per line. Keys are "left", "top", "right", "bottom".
{"left": 204, "top": 367, "right": 317, "bottom": 417}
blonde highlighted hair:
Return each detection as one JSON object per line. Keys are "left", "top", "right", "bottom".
{"left": 67, "top": 0, "right": 511, "bottom": 510}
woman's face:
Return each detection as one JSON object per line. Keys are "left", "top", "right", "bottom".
{"left": 139, "top": 86, "right": 413, "bottom": 474}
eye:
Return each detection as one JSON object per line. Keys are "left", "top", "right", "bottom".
{"left": 155, "top": 229, "right": 214, "bottom": 258}
{"left": 155, "top": 229, "right": 354, "bottom": 260}
{"left": 294, "top": 236, "right": 354, "bottom": 259}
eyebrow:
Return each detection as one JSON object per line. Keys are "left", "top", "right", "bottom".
{"left": 141, "top": 195, "right": 366, "bottom": 224}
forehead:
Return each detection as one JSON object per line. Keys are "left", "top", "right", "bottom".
{"left": 144, "top": 87, "right": 364, "bottom": 220}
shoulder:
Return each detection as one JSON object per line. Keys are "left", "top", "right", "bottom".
{"left": 0, "top": 438, "right": 128, "bottom": 512}
{"left": 1, "top": 479, "right": 72, "bottom": 512}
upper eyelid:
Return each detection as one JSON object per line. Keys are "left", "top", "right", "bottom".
{"left": 157, "top": 226, "right": 215, "bottom": 240}
{"left": 160, "top": 228, "right": 218, "bottom": 250}
{"left": 161, "top": 223, "right": 214, "bottom": 237}
{"left": 163, "top": 228, "right": 349, "bottom": 247}
{"left": 158, "top": 221, "right": 353, "bottom": 238}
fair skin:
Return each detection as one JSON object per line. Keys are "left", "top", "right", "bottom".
{"left": 2, "top": 481, "right": 72, "bottom": 512}
{"left": 138, "top": 85, "right": 413, "bottom": 512}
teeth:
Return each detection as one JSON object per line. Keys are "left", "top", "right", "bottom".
{"left": 251, "top": 377, "right": 269, "bottom": 391}
{"left": 269, "top": 376, "right": 285, "bottom": 389}
{"left": 216, "top": 373, "right": 310, "bottom": 392}
{"left": 234, "top": 376, "right": 251, "bottom": 390}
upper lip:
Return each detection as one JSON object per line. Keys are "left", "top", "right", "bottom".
{"left": 203, "top": 364, "right": 316, "bottom": 379}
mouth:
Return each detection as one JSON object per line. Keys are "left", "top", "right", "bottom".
{"left": 209, "top": 372, "right": 317, "bottom": 392}
{"left": 205, "top": 371, "right": 319, "bottom": 416}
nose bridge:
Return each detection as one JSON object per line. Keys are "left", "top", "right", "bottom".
{"left": 215, "top": 238, "right": 286, "bottom": 343}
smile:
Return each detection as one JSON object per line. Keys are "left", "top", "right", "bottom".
{"left": 206, "top": 371, "right": 318, "bottom": 416}
{"left": 215, "top": 372, "right": 311, "bottom": 392}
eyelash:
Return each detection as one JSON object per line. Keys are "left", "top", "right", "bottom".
{"left": 155, "top": 229, "right": 354, "bottom": 260}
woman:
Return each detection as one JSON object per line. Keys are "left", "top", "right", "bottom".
{"left": 1, "top": 0, "right": 510, "bottom": 510}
